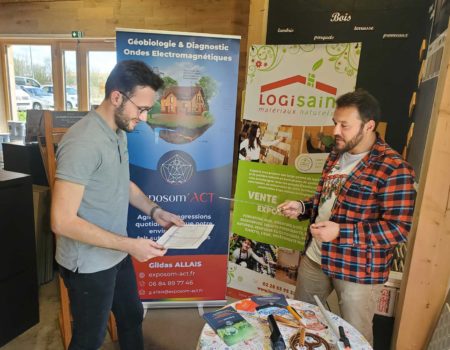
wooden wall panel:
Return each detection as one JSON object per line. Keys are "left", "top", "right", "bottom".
{"left": 393, "top": 27, "right": 450, "bottom": 350}
{"left": 0, "top": 1, "right": 249, "bottom": 39}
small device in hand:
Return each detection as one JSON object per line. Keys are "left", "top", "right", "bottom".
{"left": 268, "top": 314, "right": 286, "bottom": 350}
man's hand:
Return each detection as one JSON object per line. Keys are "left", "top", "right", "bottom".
{"left": 277, "top": 200, "right": 304, "bottom": 219}
{"left": 310, "top": 221, "right": 340, "bottom": 242}
{"left": 153, "top": 208, "right": 185, "bottom": 229}
{"left": 126, "top": 238, "right": 167, "bottom": 262}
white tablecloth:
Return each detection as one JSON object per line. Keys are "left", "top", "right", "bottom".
{"left": 197, "top": 298, "right": 372, "bottom": 349}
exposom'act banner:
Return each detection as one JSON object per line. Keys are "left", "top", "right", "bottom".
{"left": 116, "top": 28, "right": 241, "bottom": 306}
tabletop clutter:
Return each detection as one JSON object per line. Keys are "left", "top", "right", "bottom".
{"left": 201, "top": 293, "right": 365, "bottom": 350}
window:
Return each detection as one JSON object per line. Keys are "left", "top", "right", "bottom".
{"left": 0, "top": 38, "right": 115, "bottom": 127}
{"left": 7, "top": 44, "right": 53, "bottom": 120}
{"left": 88, "top": 51, "right": 116, "bottom": 109}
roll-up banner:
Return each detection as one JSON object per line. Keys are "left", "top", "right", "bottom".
{"left": 116, "top": 29, "right": 241, "bottom": 307}
{"left": 228, "top": 43, "right": 361, "bottom": 299}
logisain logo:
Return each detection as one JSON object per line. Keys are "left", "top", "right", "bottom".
{"left": 256, "top": 58, "right": 340, "bottom": 118}
{"left": 330, "top": 12, "right": 351, "bottom": 22}
{"left": 258, "top": 68, "right": 337, "bottom": 115}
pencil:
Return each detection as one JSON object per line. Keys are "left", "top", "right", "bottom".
{"left": 286, "top": 305, "right": 302, "bottom": 322}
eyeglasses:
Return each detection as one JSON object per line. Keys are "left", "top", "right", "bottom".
{"left": 118, "top": 91, "right": 152, "bottom": 115}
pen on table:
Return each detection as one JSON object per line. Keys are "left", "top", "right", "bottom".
{"left": 339, "top": 325, "right": 352, "bottom": 350}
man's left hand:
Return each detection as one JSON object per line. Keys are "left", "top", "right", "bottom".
{"left": 310, "top": 221, "right": 339, "bottom": 242}
{"left": 153, "top": 209, "right": 184, "bottom": 229}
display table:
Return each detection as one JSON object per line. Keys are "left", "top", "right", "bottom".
{"left": 197, "top": 298, "right": 372, "bottom": 349}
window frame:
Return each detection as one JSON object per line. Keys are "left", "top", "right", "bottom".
{"left": 0, "top": 37, "right": 115, "bottom": 129}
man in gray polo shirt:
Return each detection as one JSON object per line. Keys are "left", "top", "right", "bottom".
{"left": 51, "top": 60, "right": 184, "bottom": 350}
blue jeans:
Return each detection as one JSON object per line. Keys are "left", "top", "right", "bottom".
{"left": 59, "top": 255, "right": 144, "bottom": 350}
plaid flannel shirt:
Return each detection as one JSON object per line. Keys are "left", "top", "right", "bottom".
{"left": 300, "top": 136, "right": 416, "bottom": 284}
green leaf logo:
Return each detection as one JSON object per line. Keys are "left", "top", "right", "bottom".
{"left": 312, "top": 58, "right": 323, "bottom": 71}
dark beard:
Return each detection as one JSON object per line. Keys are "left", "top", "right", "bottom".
{"left": 335, "top": 125, "right": 364, "bottom": 154}
{"left": 114, "top": 101, "right": 132, "bottom": 132}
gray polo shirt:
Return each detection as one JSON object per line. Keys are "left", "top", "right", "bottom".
{"left": 55, "top": 110, "right": 129, "bottom": 273}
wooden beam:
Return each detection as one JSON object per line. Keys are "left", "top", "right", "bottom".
{"left": 0, "top": 43, "right": 9, "bottom": 132}
{"left": 51, "top": 43, "right": 64, "bottom": 111}
{"left": 247, "top": 0, "right": 269, "bottom": 51}
{"left": 393, "top": 25, "right": 450, "bottom": 349}
{"left": 242, "top": 0, "right": 268, "bottom": 119}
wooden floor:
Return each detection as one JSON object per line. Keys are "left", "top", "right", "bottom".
{"left": 0, "top": 276, "right": 223, "bottom": 350}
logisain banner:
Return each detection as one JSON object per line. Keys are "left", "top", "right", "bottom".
{"left": 228, "top": 43, "right": 361, "bottom": 299}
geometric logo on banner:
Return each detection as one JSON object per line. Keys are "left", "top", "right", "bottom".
{"left": 158, "top": 151, "right": 195, "bottom": 185}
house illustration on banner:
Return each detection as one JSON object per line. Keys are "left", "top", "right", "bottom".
{"left": 160, "top": 86, "right": 207, "bottom": 115}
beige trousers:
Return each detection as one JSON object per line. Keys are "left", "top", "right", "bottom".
{"left": 295, "top": 255, "right": 383, "bottom": 346}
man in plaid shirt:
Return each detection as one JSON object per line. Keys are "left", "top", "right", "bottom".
{"left": 278, "top": 89, "right": 416, "bottom": 345}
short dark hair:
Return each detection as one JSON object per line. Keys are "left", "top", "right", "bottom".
{"left": 104, "top": 60, "right": 164, "bottom": 98}
{"left": 336, "top": 88, "right": 381, "bottom": 127}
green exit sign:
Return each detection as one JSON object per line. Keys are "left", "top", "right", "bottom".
{"left": 71, "top": 31, "right": 84, "bottom": 38}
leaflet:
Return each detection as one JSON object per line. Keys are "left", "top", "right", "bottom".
{"left": 251, "top": 293, "right": 290, "bottom": 317}
{"left": 203, "top": 306, "right": 256, "bottom": 346}
{"left": 156, "top": 224, "right": 214, "bottom": 249}
{"left": 251, "top": 293, "right": 288, "bottom": 307}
